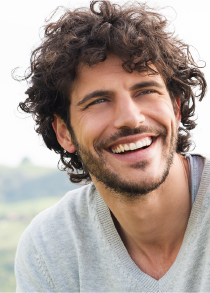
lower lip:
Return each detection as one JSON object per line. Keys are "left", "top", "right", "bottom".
{"left": 108, "top": 137, "right": 158, "bottom": 162}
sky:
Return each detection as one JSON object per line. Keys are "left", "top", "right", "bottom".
{"left": 1, "top": 0, "right": 209, "bottom": 167}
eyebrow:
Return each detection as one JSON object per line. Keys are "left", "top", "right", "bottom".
{"left": 130, "top": 81, "right": 164, "bottom": 91}
{"left": 76, "top": 81, "right": 164, "bottom": 107}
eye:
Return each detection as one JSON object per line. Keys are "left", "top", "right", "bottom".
{"left": 139, "top": 89, "right": 156, "bottom": 95}
{"left": 87, "top": 97, "right": 108, "bottom": 107}
{"left": 133, "top": 89, "right": 157, "bottom": 99}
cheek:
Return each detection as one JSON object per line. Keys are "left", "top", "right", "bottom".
{"left": 71, "top": 110, "right": 113, "bottom": 145}
{"left": 144, "top": 99, "right": 176, "bottom": 129}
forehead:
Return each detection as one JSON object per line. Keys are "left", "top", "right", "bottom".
{"left": 71, "top": 55, "right": 166, "bottom": 99}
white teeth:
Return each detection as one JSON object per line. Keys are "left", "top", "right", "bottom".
{"left": 148, "top": 138, "right": 152, "bottom": 145}
{"left": 111, "top": 137, "right": 153, "bottom": 154}
{"left": 136, "top": 140, "right": 142, "bottom": 148}
{"left": 119, "top": 144, "right": 124, "bottom": 152}
{"left": 124, "top": 144, "right": 130, "bottom": 151}
{"left": 130, "top": 143, "right": 136, "bottom": 150}
{"left": 142, "top": 139, "right": 146, "bottom": 147}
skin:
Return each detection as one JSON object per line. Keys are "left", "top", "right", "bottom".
{"left": 52, "top": 55, "right": 191, "bottom": 280}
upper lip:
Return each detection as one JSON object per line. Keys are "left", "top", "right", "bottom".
{"left": 107, "top": 133, "right": 157, "bottom": 149}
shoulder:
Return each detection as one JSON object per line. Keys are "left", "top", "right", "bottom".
{"left": 15, "top": 183, "right": 96, "bottom": 291}
{"left": 32, "top": 184, "right": 95, "bottom": 234}
{"left": 16, "top": 183, "right": 97, "bottom": 263}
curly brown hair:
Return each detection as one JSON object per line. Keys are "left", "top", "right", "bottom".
{"left": 16, "top": 0, "right": 207, "bottom": 183}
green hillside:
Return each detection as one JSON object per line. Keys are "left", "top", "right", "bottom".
{"left": 0, "top": 196, "right": 64, "bottom": 292}
{"left": 0, "top": 159, "right": 82, "bottom": 291}
{"left": 0, "top": 158, "right": 79, "bottom": 202}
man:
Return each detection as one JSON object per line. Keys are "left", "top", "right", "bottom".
{"left": 15, "top": 1, "right": 209, "bottom": 292}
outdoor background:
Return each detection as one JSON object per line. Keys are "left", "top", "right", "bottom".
{"left": 0, "top": 0, "right": 209, "bottom": 291}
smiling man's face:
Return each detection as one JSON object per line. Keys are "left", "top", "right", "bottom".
{"left": 69, "top": 55, "right": 180, "bottom": 199}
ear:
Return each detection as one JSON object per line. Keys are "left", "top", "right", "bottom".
{"left": 52, "top": 115, "right": 76, "bottom": 153}
{"left": 174, "top": 97, "right": 181, "bottom": 124}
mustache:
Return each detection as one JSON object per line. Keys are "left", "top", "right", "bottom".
{"left": 96, "top": 125, "right": 167, "bottom": 150}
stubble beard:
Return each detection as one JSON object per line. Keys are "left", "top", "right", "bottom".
{"left": 70, "top": 126, "right": 178, "bottom": 202}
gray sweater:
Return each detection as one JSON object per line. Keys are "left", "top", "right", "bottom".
{"left": 15, "top": 155, "right": 210, "bottom": 292}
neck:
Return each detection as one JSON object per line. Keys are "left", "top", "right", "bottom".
{"left": 93, "top": 153, "right": 191, "bottom": 279}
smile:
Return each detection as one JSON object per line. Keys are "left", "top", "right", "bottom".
{"left": 110, "top": 137, "right": 153, "bottom": 154}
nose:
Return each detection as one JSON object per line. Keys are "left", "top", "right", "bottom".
{"left": 113, "top": 94, "right": 145, "bottom": 129}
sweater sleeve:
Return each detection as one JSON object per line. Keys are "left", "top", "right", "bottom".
{"left": 15, "top": 226, "right": 57, "bottom": 292}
